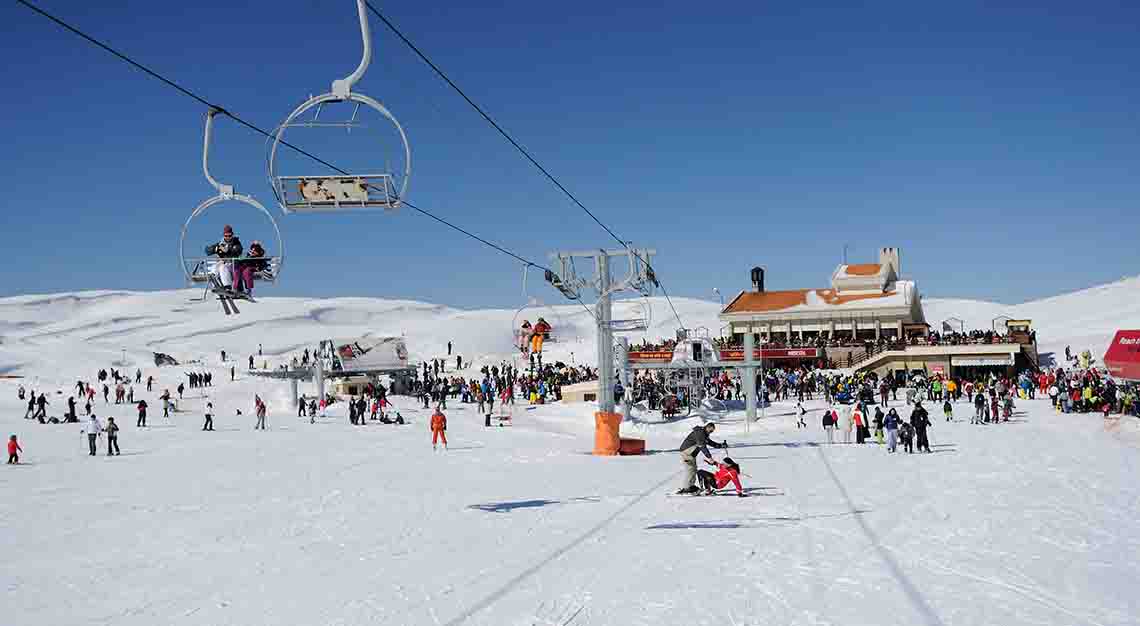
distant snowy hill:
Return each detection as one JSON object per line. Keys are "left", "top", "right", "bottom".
{"left": 1, "top": 275, "right": 1138, "bottom": 381}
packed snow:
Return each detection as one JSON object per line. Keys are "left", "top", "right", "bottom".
{"left": 2, "top": 280, "right": 1139, "bottom": 625}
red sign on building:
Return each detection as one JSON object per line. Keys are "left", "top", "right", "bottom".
{"left": 719, "top": 348, "right": 820, "bottom": 361}
{"left": 1104, "top": 330, "right": 1140, "bottom": 381}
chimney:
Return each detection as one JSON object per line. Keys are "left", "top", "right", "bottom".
{"left": 879, "top": 247, "right": 901, "bottom": 278}
{"left": 751, "top": 266, "right": 765, "bottom": 292}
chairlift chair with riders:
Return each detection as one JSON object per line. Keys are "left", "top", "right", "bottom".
{"left": 180, "top": 108, "right": 284, "bottom": 314}
{"left": 511, "top": 265, "right": 562, "bottom": 355}
{"left": 266, "top": 0, "right": 410, "bottom": 214}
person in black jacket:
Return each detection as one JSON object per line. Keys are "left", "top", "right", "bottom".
{"left": 677, "top": 424, "right": 728, "bottom": 494}
{"left": 910, "top": 401, "right": 932, "bottom": 453}
{"left": 205, "top": 224, "right": 243, "bottom": 289}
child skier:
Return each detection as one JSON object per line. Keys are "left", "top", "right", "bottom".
{"left": 430, "top": 406, "right": 447, "bottom": 451}
{"left": 7, "top": 435, "right": 22, "bottom": 464}
{"left": 899, "top": 421, "right": 914, "bottom": 454}
{"left": 943, "top": 399, "right": 953, "bottom": 422}
{"left": 697, "top": 457, "right": 745, "bottom": 497}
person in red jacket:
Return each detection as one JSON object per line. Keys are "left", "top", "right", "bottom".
{"left": 697, "top": 457, "right": 745, "bottom": 496}
{"left": 430, "top": 407, "right": 447, "bottom": 451}
{"left": 7, "top": 435, "right": 22, "bottom": 464}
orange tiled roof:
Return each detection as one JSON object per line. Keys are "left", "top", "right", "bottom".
{"left": 843, "top": 263, "right": 882, "bottom": 276}
{"left": 723, "top": 288, "right": 897, "bottom": 314}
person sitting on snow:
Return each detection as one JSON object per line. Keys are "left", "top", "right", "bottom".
{"left": 697, "top": 457, "right": 745, "bottom": 497}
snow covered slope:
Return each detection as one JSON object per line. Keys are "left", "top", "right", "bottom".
{"left": 1, "top": 278, "right": 1139, "bottom": 625}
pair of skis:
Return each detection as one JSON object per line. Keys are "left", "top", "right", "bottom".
{"left": 208, "top": 276, "right": 254, "bottom": 315}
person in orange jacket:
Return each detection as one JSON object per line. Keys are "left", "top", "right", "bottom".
{"left": 431, "top": 406, "right": 447, "bottom": 451}
{"left": 7, "top": 435, "right": 22, "bottom": 464}
{"left": 697, "top": 457, "right": 745, "bottom": 496}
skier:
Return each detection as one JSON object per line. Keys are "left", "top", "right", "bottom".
{"left": 943, "top": 399, "right": 953, "bottom": 422}
{"left": 884, "top": 408, "right": 900, "bottom": 453}
{"left": 203, "top": 402, "right": 214, "bottom": 431}
{"left": 105, "top": 417, "right": 120, "bottom": 456}
{"left": 177, "top": 383, "right": 185, "bottom": 400}
{"left": 853, "top": 406, "right": 866, "bottom": 444}
{"left": 676, "top": 423, "right": 728, "bottom": 495}
{"left": 82, "top": 413, "right": 103, "bottom": 456}
{"left": 136, "top": 399, "right": 148, "bottom": 427}
{"left": 7, "top": 435, "right": 22, "bottom": 464}
{"left": 249, "top": 355, "right": 254, "bottom": 370}
{"left": 146, "top": 376, "right": 154, "bottom": 392}
{"left": 447, "top": 341, "right": 452, "bottom": 356}
{"left": 254, "top": 396, "right": 267, "bottom": 430}
{"left": 696, "top": 457, "right": 745, "bottom": 497}
{"left": 899, "top": 420, "right": 914, "bottom": 454}
{"left": 34, "top": 393, "right": 49, "bottom": 420}
{"left": 204, "top": 223, "right": 242, "bottom": 289}
{"left": 973, "top": 391, "right": 985, "bottom": 424}
{"left": 911, "top": 401, "right": 932, "bottom": 453}
{"left": 431, "top": 406, "right": 447, "bottom": 451}
{"left": 160, "top": 390, "right": 172, "bottom": 418}
{"left": 873, "top": 406, "right": 885, "bottom": 444}
{"left": 795, "top": 402, "right": 807, "bottom": 429}
{"left": 18, "top": 385, "right": 26, "bottom": 401}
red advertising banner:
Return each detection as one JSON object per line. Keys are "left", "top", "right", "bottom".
{"left": 628, "top": 347, "right": 821, "bottom": 364}
{"left": 719, "top": 348, "right": 820, "bottom": 361}
{"left": 626, "top": 351, "right": 674, "bottom": 363}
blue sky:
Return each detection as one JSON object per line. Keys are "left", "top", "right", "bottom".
{"left": 3, "top": 0, "right": 1138, "bottom": 308}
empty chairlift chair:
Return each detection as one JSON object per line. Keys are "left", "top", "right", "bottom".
{"left": 266, "top": 0, "right": 411, "bottom": 214}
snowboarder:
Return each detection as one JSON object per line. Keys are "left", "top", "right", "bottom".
{"left": 697, "top": 457, "right": 745, "bottom": 496}
{"left": 136, "top": 400, "right": 148, "bottom": 427}
{"left": 203, "top": 402, "right": 214, "bottom": 431}
{"left": 105, "top": 417, "right": 120, "bottom": 456}
{"left": 7, "top": 435, "right": 22, "bottom": 464}
{"left": 676, "top": 424, "right": 728, "bottom": 494}
{"left": 431, "top": 407, "right": 447, "bottom": 451}
{"left": 82, "top": 413, "right": 103, "bottom": 456}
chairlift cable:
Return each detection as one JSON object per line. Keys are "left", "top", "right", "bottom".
{"left": 13, "top": 0, "right": 549, "bottom": 273}
{"left": 363, "top": 0, "right": 686, "bottom": 331}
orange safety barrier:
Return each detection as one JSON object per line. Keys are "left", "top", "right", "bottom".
{"left": 593, "top": 411, "right": 622, "bottom": 455}
{"left": 619, "top": 438, "right": 645, "bottom": 455}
